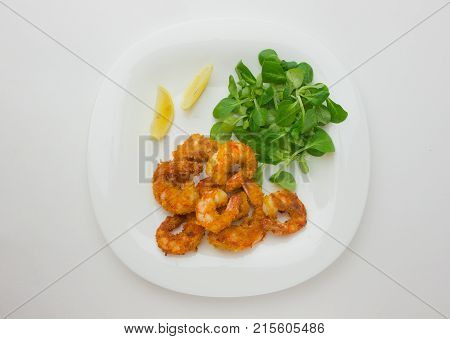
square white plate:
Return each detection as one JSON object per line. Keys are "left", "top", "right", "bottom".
{"left": 88, "top": 18, "right": 370, "bottom": 297}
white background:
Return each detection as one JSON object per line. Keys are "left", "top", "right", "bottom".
{"left": 0, "top": 0, "right": 449, "bottom": 318}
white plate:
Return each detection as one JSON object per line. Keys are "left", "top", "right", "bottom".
{"left": 88, "top": 19, "right": 370, "bottom": 297}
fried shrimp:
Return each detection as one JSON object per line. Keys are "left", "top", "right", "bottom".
{"left": 206, "top": 141, "right": 257, "bottom": 187}
{"left": 242, "top": 181, "right": 264, "bottom": 207}
{"left": 153, "top": 159, "right": 203, "bottom": 182}
{"left": 196, "top": 177, "right": 223, "bottom": 196}
{"left": 195, "top": 188, "right": 241, "bottom": 233}
{"left": 263, "top": 190, "right": 307, "bottom": 235}
{"left": 224, "top": 172, "right": 248, "bottom": 192}
{"left": 234, "top": 191, "right": 250, "bottom": 219}
{"left": 208, "top": 211, "right": 266, "bottom": 252}
{"left": 156, "top": 214, "right": 205, "bottom": 255}
{"left": 172, "top": 134, "right": 218, "bottom": 162}
{"left": 208, "top": 181, "right": 266, "bottom": 252}
{"left": 152, "top": 160, "right": 203, "bottom": 214}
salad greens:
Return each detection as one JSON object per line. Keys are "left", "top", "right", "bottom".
{"left": 210, "top": 49, "right": 348, "bottom": 190}
{"left": 269, "top": 169, "right": 296, "bottom": 191}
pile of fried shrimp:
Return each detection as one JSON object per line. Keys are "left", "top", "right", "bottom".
{"left": 152, "top": 134, "right": 307, "bottom": 255}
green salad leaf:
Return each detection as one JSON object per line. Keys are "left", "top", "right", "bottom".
{"left": 297, "top": 62, "right": 314, "bottom": 84}
{"left": 258, "top": 49, "right": 280, "bottom": 65}
{"left": 213, "top": 98, "right": 239, "bottom": 120}
{"left": 280, "top": 60, "right": 298, "bottom": 71}
{"left": 262, "top": 61, "right": 286, "bottom": 84}
{"left": 305, "top": 128, "right": 335, "bottom": 153}
{"left": 236, "top": 60, "right": 256, "bottom": 85}
{"left": 269, "top": 170, "right": 296, "bottom": 191}
{"left": 210, "top": 122, "right": 232, "bottom": 141}
{"left": 286, "top": 67, "right": 304, "bottom": 89}
{"left": 276, "top": 99, "right": 299, "bottom": 127}
{"left": 299, "top": 83, "right": 329, "bottom": 105}
{"left": 228, "top": 75, "right": 239, "bottom": 99}
{"left": 326, "top": 98, "right": 348, "bottom": 123}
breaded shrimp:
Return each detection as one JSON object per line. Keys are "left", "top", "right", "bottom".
{"left": 242, "top": 181, "right": 264, "bottom": 207}
{"left": 196, "top": 177, "right": 223, "bottom": 196}
{"left": 234, "top": 191, "right": 250, "bottom": 219}
{"left": 263, "top": 190, "right": 307, "bottom": 235}
{"left": 195, "top": 188, "right": 241, "bottom": 233}
{"left": 152, "top": 160, "right": 203, "bottom": 214}
{"left": 225, "top": 172, "right": 250, "bottom": 192}
{"left": 156, "top": 214, "right": 205, "bottom": 255}
{"left": 208, "top": 181, "right": 266, "bottom": 252}
{"left": 208, "top": 208, "right": 266, "bottom": 252}
{"left": 172, "top": 134, "right": 218, "bottom": 162}
{"left": 153, "top": 159, "right": 203, "bottom": 182}
{"left": 198, "top": 180, "right": 248, "bottom": 217}
{"left": 206, "top": 141, "right": 257, "bottom": 186}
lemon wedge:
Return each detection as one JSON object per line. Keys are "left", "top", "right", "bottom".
{"left": 180, "top": 64, "right": 213, "bottom": 110}
{"left": 150, "top": 86, "right": 174, "bottom": 140}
